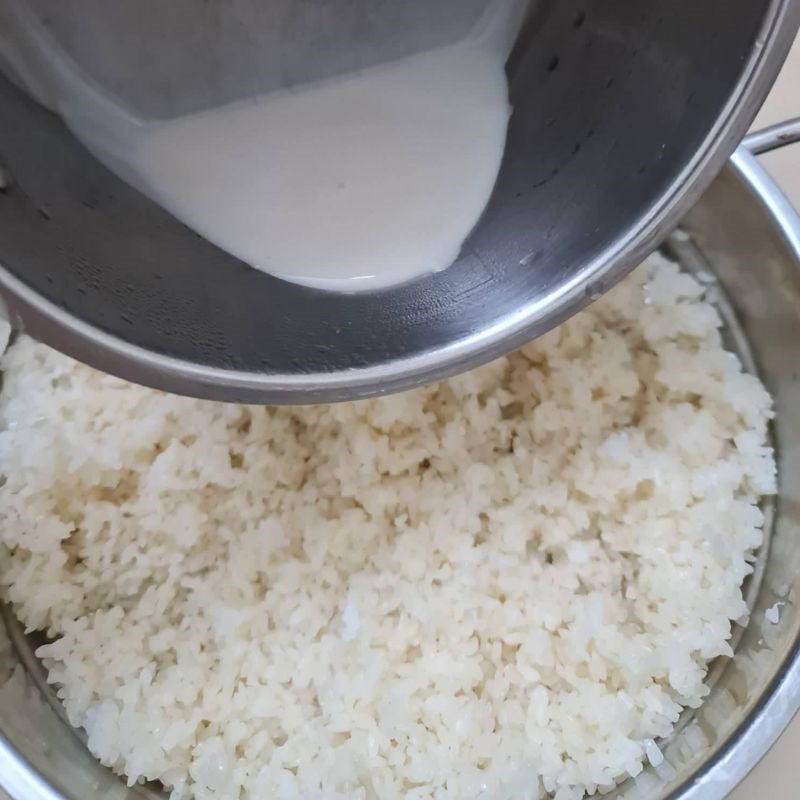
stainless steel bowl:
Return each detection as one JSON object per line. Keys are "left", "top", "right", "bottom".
{"left": 0, "top": 122, "right": 798, "bottom": 800}
{"left": 0, "top": 0, "right": 798, "bottom": 403}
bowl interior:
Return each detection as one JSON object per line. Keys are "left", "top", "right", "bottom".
{"left": 0, "top": 158, "right": 799, "bottom": 800}
{"left": 0, "top": 0, "right": 780, "bottom": 401}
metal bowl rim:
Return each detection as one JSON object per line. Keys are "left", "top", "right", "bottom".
{"left": 656, "top": 144, "right": 800, "bottom": 800}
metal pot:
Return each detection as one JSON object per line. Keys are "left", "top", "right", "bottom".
{"left": 0, "top": 120, "right": 798, "bottom": 800}
{"left": 0, "top": 0, "right": 797, "bottom": 404}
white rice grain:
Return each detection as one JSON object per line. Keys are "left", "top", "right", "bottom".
{"left": 0, "top": 254, "right": 776, "bottom": 799}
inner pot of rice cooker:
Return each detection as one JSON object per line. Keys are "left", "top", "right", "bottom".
{"left": 1, "top": 118, "right": 800, "bottom": 800}
{"left": 0, "top": 0, "right": 798, "bottom": 405}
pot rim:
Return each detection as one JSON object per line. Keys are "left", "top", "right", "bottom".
{"left": 659, "top": 138, "right": 800, "bottom": 800}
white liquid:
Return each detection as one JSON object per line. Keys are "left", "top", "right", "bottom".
{"left": 1, "top": 1, "right": 524, "bottom": 292}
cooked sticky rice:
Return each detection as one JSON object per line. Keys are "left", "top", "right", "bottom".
{"left": 0, "top": 254, "right": 776, "bottom": 799}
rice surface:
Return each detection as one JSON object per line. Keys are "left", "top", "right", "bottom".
{"left": 0, "top": 255, "right": 776, "bottom": 799}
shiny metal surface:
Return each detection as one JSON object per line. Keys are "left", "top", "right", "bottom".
{"left": 0, "top": 0, "right": 495, "bottom": 118}
{"left": 0, "top": 130, "right": 799, "bottom": 799}
{"left": 0, "top": 0, "right": 797, "bottom": 403}
{"left": 744, "top": 118, "right": 800, "bottom": 155}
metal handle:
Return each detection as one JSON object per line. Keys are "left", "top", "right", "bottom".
{"left": 742, "top": 117, "right": 800, "bottom": 155}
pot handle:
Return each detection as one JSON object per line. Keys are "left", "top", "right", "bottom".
{"left": 742, "top": 118, "right": 800, "bottom": 155}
